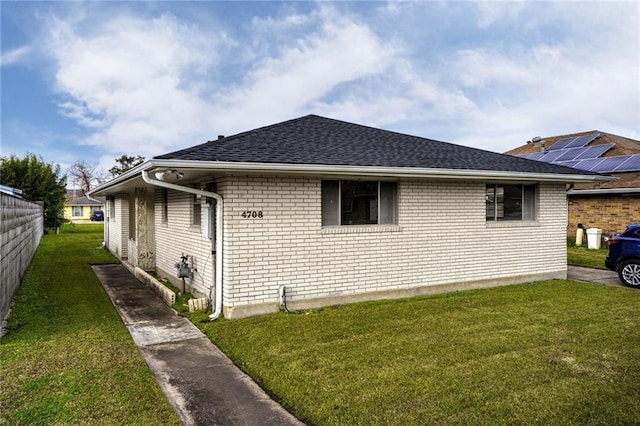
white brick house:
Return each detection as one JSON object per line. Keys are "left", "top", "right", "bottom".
{"left": 90, "top": 115, "right": 612, "bottom": 319}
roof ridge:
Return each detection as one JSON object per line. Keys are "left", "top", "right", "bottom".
{"left": 155, "top": 115, "right": 323, "bottom": 159}
{"left": 215, "top": 115, "right": 319, "bottom": 142}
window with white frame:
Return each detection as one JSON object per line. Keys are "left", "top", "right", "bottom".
{"left": 71, "top": 206, "right": 84, "bottom": 217}
{"left": 486, "top": 184, "right": 536, "bottom": 221}
{"left": 192, "top": 193, "right": 202, "bottom": 226}
{"left": 161, "top": 189, "right": 168, "bottom": 224}
{"left": 322, "top": 180, "right": 397, "bottom": 226}
{"left": 108, "top": 196, "right": 115, "bottom": 220}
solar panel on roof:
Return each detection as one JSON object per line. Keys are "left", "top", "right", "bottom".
{"left": 590, "top": 156, "right": 633, "bottom": 173}
{"left": 539, "top": 150, "right": 568, "bottom": 162}
{"left": 564, "top": 137, "right": 588, "bottom": 149}
{"left": 554, "top": 160, "right": 580, "bottom": 168}
{"left": 527, "top": 152, "right": 546, "bottom": 161}
{"left": 554, "top": 147, "right": 590, "bottom": 162}
{"left": 547, "top": 133, "right": 600, "bottom": 151}
{"left": 613, "top": 154, "right": 640, "bottom": 172}
{"left": 567, "top": 158, "right": 605, "bottom": 171}
{"left": 548, "top": 137, "right": 577, "bottom": 151}
{"left": 518, "top": 153, "right": 540, "bottom": 159}
{"left": 564, "top": 133, "right": 600, "bottom": 149}
{"left": 574, "top": 144, "right": 614, "bottom": 160}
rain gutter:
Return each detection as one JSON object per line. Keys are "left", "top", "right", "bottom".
{"left": 88, "top": 160, "right": 614, "bottom": 197}
{"left": 141, "top": 170, "right": 224, "bottom": 321}
{"left": 146, "top": 159, "right": 616, "bottom": 183}
{"left": 568, "top": 187, "right": 640, "bottom": 195}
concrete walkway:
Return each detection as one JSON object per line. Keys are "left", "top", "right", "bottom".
{"left": 92, "top": 264, "right": 304, "bottom": 426}
{"left": 567, "top": 265, "right": 623, "bottom": 287}
{"left": 91, "top": 263, "right": 625, "bottom": 425}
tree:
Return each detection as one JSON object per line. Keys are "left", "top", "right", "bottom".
{"left": 68, "top": 161, "right": 107, "bottom": 195}
{"left": 109, "top": 155, "right": 145, "bottom": 177}
{"left": 0, "top": 154, "right": 67, "bottom": 230}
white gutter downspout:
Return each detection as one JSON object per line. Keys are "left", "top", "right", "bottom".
{"left": 142, "top": 170, "right": 224, "bottom": 321}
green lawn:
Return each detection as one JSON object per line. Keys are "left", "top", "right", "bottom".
{"left": 3, "top": 225, "right": 635, "bottom": 424}
{"left": 567, "top": 245, "right": 609, "bottom": 269}
{"left": 188, "top": 281, "right": 640, "bottom": 425}
{"left": 0, "top": 224, "right": 180, "bottom": 425}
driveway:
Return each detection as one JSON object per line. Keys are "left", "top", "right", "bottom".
{"left": 567, "top": 265, "right": 623, "bottom": 287}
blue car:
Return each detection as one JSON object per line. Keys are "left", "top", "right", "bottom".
{"left": 605, "top": 223, "right": 640, "bottom": 288}
{"left": 90, "top": 210, "right": 104, "bottom": 222}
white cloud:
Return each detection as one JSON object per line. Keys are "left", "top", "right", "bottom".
{"left": 12, "top": 1, "right": 637, "bottom": 167}
{"left": 1, "top": 45, "right": 31, "bottom": 67}
{"left": 213, "top": 15, "right": 397, "bottom": 131}
{"left": 43, "top": 12, "right": 226, "bottom": 156}
{"left": 433, "top": 1, "right": 640, "bottom": 151}
{"left": 474, "top": 1, "right": 527, "bottom": 28}
{"left": 38, "top": 6, "right": 409, "bottom": 157}
{"left": 251, "top": 11, "right": 313, "bottom": 29}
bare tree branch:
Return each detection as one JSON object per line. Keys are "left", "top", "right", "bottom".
{"left": 68, "top": 161, "right": 107, "bottom": 194}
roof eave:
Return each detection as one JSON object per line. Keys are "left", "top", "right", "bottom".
{"left": 148, "top": 159, "right": 615, "bottom": 183}
{"left": 87, "top": 161, "right": 152, "bottom": 196}
{"left": 568, "top": 187, "right": 640, "bottom": 195}
{"left": 89, "top": 159, "right": 613, "bottom": 196}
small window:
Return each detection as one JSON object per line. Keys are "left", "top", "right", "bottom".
{"left": 192, "top": 194, "right": 202, "bottom": 226}
{"left": 322, "top": 180, "right": 398, "bottom": 226}
{"left": 486, "top": 184, "right": 536, "bottom": 221}
{"left": 72, "top": 206, "right": 84, "bottom": 217}
{"left": 108, "top": 196, "right": 115, "bottom": 219}
{"left": 161, "top": 189, "right": 168, "bottom": 224}
{"left": 129, "top": 194, "right": 136, "bottom": 240}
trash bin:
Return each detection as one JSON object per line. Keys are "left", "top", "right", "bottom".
{"left": 586, "top": 228, "right": 603, "bottom": 249}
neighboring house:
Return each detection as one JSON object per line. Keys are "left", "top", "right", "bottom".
{"left": 89, "top": 115, "right": 611, "bottom": 319}
{"left": 506, "top": 131, "right": 640, "bottom": 237}
{"left": 64, "top": 195, "right": 105, "bottom": 222}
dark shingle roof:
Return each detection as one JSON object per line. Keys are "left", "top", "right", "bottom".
{"left": 155, "top": 115, "right": 597, "bottom": 175}
{"left": 66, "top": 195, "right": 105, "bottom": 206}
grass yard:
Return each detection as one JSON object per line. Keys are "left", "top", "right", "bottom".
{"left": 0, "top": 224, "right": 180, "bottom": 425}
{"left": 567, "top": 245, "right": 609, "bottom": 269}
{"left": 188, "top": 281, "right": 640, "bottom": 425}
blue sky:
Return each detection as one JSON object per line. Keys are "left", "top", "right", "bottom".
{"left": 2, "top": 1, "right": 639, "bottom": 183}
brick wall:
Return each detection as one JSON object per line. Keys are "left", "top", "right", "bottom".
{"left": 126, "top": 176, "right": 567, "bottom": 319}
{"left": 0, "top": 193, "right": 43, "bottom": 325}
{"left": 154, "top": 187, "right": 216, "bottom": 297}
{"left": 217, "top": 175, "right": 567, "bottom": 318}
{"left": 568, "top": 194, "right": 640, "bottom": 237}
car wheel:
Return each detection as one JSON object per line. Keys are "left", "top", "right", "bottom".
{"left": 617, "top": 259, "right": 640, "bottom": 288}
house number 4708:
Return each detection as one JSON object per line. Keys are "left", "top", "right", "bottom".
{"left": 241, "top": 210, "right": 263, "bottom": 219}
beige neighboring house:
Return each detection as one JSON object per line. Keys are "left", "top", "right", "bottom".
{"left": 64, "top": 195, "right": 105, "bottom": 223}
{"left": 507, "top": 131, "right": 640, "bottom": 237}
{"left": 89, "top": 115, "right": 611, "bottom": 320}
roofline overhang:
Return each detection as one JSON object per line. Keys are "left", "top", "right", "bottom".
{"left": 568, "top": 187, "right": 640, "bottom": 196}
{"left": 88, "top": 161, "right": 152, "bottom": 196}
{"left": 88, "top": 159, "right": 616, "bottom": 196}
